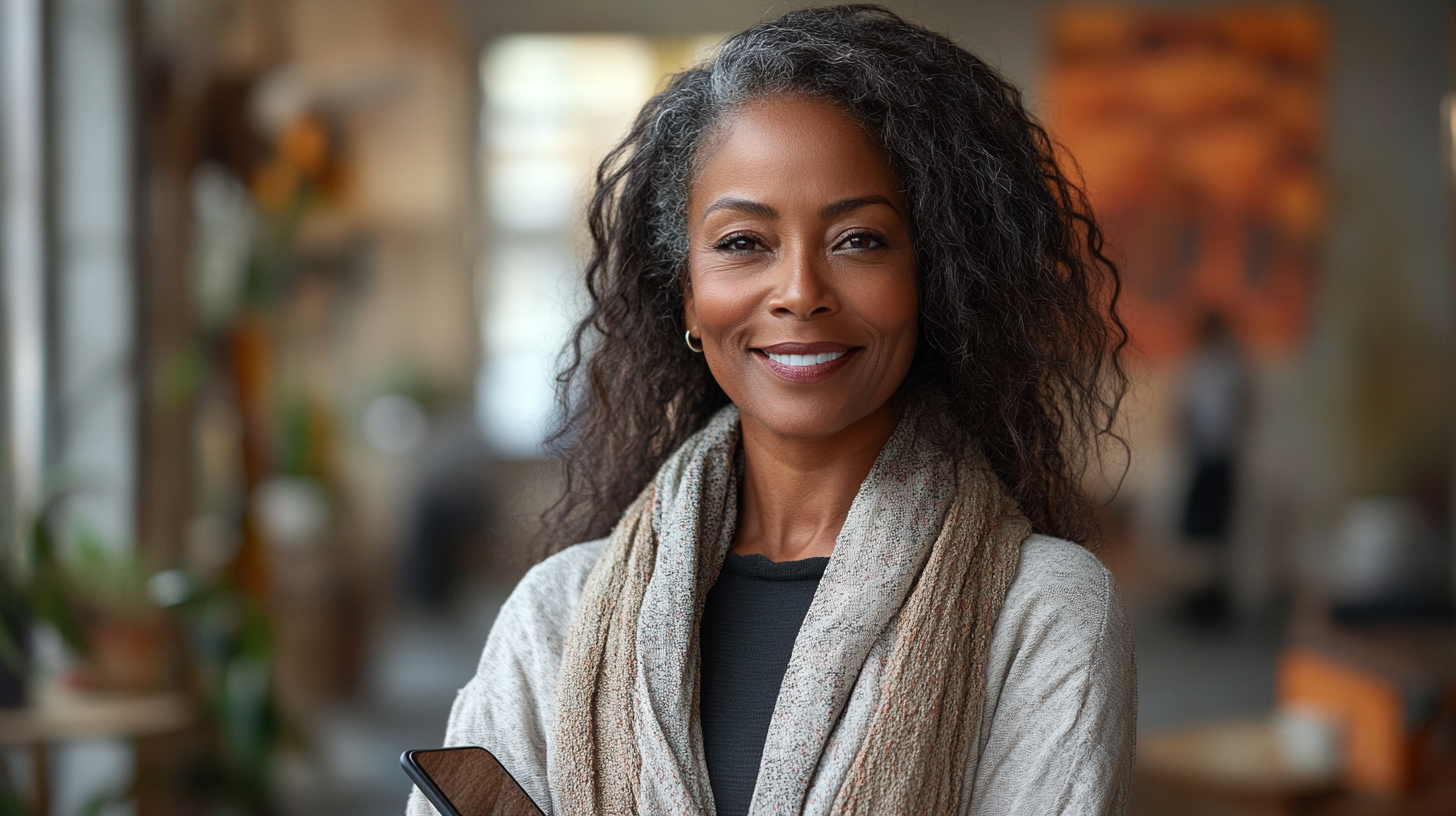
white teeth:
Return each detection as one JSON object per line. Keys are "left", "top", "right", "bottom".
{"left": 766, "top": 351, "right": 846, "bottom": 367}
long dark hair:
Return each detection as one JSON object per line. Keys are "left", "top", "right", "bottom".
{"left": 541, "top": 5, "right": 1128, "bottom": 552}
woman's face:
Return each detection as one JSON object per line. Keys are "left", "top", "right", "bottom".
{"left": 683, "top": 95, "right": 918, "bottom": 441}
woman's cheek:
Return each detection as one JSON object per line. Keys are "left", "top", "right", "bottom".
{"left": 690, "top": 274, "right": 765, "bottom": 341}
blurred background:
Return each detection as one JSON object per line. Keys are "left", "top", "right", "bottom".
{"left": 1, "top": 0, "right": 1453, "bottom": 814}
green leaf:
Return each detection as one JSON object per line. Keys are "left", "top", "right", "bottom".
{"left": 75, "top": 786, "right": 130, "bottom": 816}
{"left": 0, "top": 789, "right": 26, "bottom": 816}
{"left": 27, "top": 511, "right": 89, "bottom": 656}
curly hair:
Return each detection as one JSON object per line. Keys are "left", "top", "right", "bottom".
{"left": 540, "top": 4, "right": 1128, "bottom": 553}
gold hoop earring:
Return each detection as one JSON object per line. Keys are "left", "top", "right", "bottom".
{"left": 685, "top": 330, "right": 703, "bottom": 353}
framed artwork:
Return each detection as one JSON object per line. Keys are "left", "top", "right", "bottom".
{"left": 1045, "top": 5, "right": 1327, "bottom": 360}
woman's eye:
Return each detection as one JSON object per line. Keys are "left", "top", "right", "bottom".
{"left": 838, "top": 232, "right": 886, "bottom": 250}
{"left": 717, "top": 234, "right": 762, "bottom": 253}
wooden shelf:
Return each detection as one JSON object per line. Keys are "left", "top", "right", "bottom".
{"left": 0, "top": 682, "right": 192, "bottom": 746}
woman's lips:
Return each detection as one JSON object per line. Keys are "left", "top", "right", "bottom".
{"left": 753, "top": 343, "right": 859, "bottom": 384}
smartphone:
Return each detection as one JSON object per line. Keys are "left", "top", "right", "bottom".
{"left": 401, "top": 746, "right": 546, "bottom": 816}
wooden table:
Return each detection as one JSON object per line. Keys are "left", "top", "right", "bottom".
{"left": 0, "top": 683, "right": 192, "bottom": 815}
{"left": 1134, "top": 718, "right": 1341, "bottom": 816}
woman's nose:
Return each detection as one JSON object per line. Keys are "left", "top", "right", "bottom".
{"left": 768, "top": 244, "right": 837, "bottom": 319}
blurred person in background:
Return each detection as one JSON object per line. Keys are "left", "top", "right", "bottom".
{"left": 1175, "top": 310, "right": 1248, "bottom": 628}
{"left": 402, "top": 410, "right": 499, "bottom": 613}
{"left": 409, "top": 6, "right": 1134, "bottom": 815}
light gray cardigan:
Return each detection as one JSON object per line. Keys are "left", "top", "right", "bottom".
{"left": 407, "top": 534, "right": 1136, "bottom": 815}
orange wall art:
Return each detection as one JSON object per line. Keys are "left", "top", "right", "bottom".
{"left": 1045, "top": 5, "right": 1328, "bottom": 361}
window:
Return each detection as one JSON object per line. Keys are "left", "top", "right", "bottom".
{"left": 474, "top": 34, "right": 719, "bottom": 457}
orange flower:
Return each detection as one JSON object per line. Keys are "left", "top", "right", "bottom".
{"left": 252, "top": 160, "right": 299, "bottom": 212}
{"left": 279, "top": 116, "right": 329, "bottom": 178}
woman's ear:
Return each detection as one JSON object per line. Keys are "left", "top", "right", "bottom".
{"left": 681, "top": 269, "right": 696, "bottom": 333}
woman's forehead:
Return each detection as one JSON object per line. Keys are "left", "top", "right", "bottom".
{"left": 687, "top": 95, "right": 903, "bottom": 217}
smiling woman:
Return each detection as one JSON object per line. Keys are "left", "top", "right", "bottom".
{"left": 409, "top": 6, "right": 1133, "bottom": 816}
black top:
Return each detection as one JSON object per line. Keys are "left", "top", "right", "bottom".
{"left": 698, "top": 552, "right": 830, "bottom": 816}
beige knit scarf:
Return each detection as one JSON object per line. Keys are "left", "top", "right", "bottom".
{"left": 551, "top": 405, "right": 1029, "bottom": 816}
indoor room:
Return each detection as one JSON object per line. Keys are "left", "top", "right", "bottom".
{"left": 2, "top": 1, "right": 1453, "bottom": 814}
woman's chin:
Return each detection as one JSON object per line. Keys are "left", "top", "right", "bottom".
{"left": 735, "top": 396, "right": 897, "bottom": 444}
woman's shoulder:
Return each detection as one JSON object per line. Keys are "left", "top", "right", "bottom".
{"left": 461, "top": 539, "right": 609, "bottom": 715}
{"left": 520, "top": 538, "right": 610, "bottom": 590}
{"left": 499, "top": 538, "right": 609, "bottom": 631}
{"left": 1010, "top": 534, "right": 1113, "bottom": 597}
{"left": 996, "top": 534, "right": 1131, "bottom": 661}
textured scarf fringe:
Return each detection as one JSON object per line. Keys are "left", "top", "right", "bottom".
{"left": 554, "top": 485, "right": 657, "bottom": 815}
{"left": 829, "top": 457, "right": 1028, "bottom": 814}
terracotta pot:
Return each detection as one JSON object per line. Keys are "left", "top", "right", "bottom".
{"left": 75, "top": 618, "right": 168, "bottom": 694}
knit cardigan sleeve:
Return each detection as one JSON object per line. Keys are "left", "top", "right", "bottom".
{"left": 405, "top": 539, "right": 607, "bottom": 816}
{"left": 965, "top": 535, "right": 1138, "bottom": 816}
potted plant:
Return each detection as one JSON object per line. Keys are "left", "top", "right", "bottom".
{"left": 0, "top": 505, "right": 91, "bottom": 706}
{"left": 63, "top": 528, "right": 169, "bottom": 694}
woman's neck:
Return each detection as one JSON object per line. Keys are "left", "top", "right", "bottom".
{"left": 731, "top": 402, "right": 901, "bottom": 562}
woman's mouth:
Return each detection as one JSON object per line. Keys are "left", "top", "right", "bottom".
{"left": 754, "top": 343, "right": 858, "bottom": 384}
{"left": 765, "top": 350, "right": 846, "bottom": 366}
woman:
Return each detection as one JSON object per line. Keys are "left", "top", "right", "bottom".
{"left": 409, "top": 6, "right": 1134, "bottom": 815}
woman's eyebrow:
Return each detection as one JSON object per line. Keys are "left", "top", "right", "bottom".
{"left": 702, "top": 196, "right": 901, "bottom": 221}
{"left": 821, "top": 195, "right": 900, "bottom": 219}
{"left": 702, "top": 198, "right": 777, "bottom": 220}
